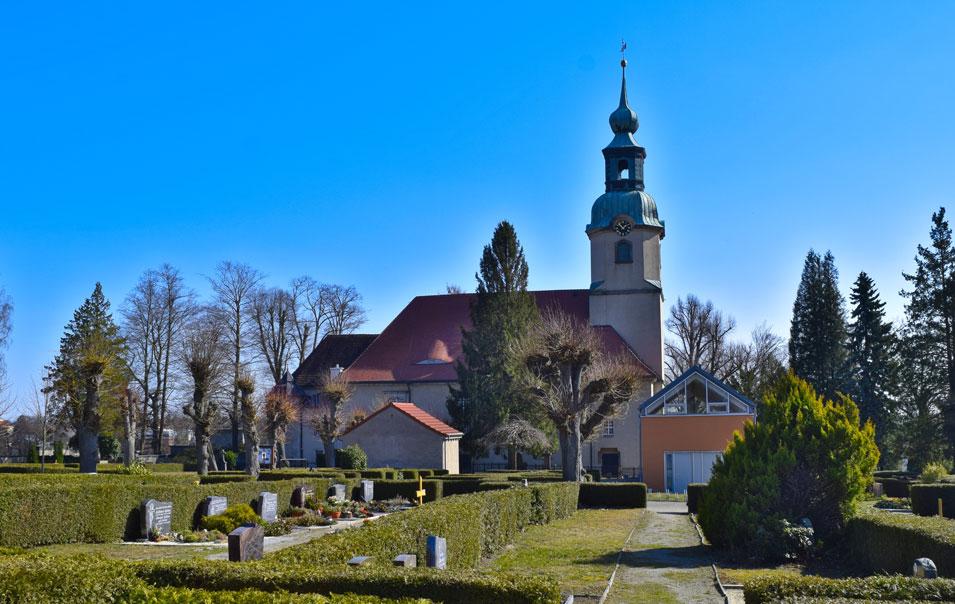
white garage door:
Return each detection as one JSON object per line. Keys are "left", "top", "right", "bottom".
{"left": 665, "top": 451, "right": 721, "bottom": 494}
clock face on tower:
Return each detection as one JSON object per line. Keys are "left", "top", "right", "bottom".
{"left": 613, "top": 219, "right": 632, "bottom": 236}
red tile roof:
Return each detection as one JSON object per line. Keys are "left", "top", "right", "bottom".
{"left": 342, "top": 402, "right": 463, "bottom": 438}
{"left": 341, "top": 289, "right": 657, "bottom": 383}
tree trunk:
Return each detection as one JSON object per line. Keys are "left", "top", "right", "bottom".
{"left": 508, "top": 444, "right": 518, "bottom": 470}
{"left": 558, "top": 426, "right": 573, "bottom": 481}
{"left": 245, "top": 438, "right": 260, "bottom": 477}
{"left": 569, "top": 415, "right": 584, "bottom": 482}
{"left": 322, "top": 437, "right": 336, "bottom": 468}
{"left": 196, "top": 431, "right": 210, "bottom": 476}
{"left": 209, "top": 441, "right": 219, "bottom": 472}
{"left": 277, "top": 440, "right": 288, "bottom": 467}
{"left": 78, "top": 427, "right": 99, "bottom": 473}
{"left": 123, "top": 409, "right": 136, "bottom": 466}
{"left": 150, "top": 394, "right": 162, "bottom": 454}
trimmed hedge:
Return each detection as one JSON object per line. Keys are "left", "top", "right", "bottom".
{"left": 848, "top": 508, "right": 955, "bottom": 576}
{"left": 0, "top": 476, "right": 332, "bottom": 546}
{"left": 911, "top": 484, "right": 955, "bottom": 518}
{"left": 578, "top": 483, "right": 647, "bottom": 508}
{"left": 874, "top": 476, "right": 916, "bottom": 498}
{"left": 686, "top": 483, "right": 706, "bottom": 514}
{"left": 360, "top": 479, "right": 445, "bottom": 503}
{"left": 743, "top": 574, "right": 955, "bottom": 604}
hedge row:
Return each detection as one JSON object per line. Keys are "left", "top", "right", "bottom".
{"left": 270, "top": 482, "right": 580, "bottom": 569}
{"left": 0, "top": 462, "right": 185, "bottom": 475}
{"left": 874, "top": 476, "right": 916, "bottom": 498}
{"left": 743, "top": 574, "right": 955, "bottom": 604}
{"left": 0, "top": 476, "right": 333, "bottom": 546}
{"left": 911, "top": 484, "right": 955, "bottom": 518}
{"left": 686, "top": 483, "right": 706, "bottom": 514}
{"left": 578, "top": 483, "right": 647, "bottom": 508}
{"left": 370, "top": 479, "right": 445, "bottom": 503}
{"left": 847, "top": 508, "right": 955, "bottom": 576}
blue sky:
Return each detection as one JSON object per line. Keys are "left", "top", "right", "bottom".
{"left": 1, "top": 2, "right": 954, "bottom": 412}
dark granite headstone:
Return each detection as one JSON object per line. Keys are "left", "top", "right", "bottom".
{"left": 141, "top": 499, "right": 173, "bottom": 538}
{"left": 292, "top": 485, "right": 314, "bottom": 508}
{"left": 228, "top": 524, "right": 264, "bottom": 562}
{"left": 360, "top": 479, "right": 374, "bottom": 502}
{"left": 203, "top": 496, "right": 228, "bottom": 518}
{"left": 331, "top": 483, "right": 347, "bottom": 502}
{"left": 393, "top": 554, "right": 417, "bottom": 567}
{"left": 256, "top": 491, "right": 278, "bottom": 522}
{"left": 914, "top": 557, "right": 938, "bottom": 579}
{"left": 426, "top": 535, "right": 447, "bottom": 569}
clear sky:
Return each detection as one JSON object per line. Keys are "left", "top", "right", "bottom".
{"left": 1, "top": 2, "right": 954, "bottom": 413}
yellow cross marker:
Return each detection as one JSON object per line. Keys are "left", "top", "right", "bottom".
{"left": 416, "top": 475, "right": 426, "bottom": 505}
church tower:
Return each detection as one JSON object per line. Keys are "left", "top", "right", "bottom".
{"left": 587, "top": 57, "right": 665, "bottom": 379}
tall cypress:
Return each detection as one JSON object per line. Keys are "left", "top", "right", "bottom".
{"left": 448, "top": 221, "right": 540, "bottom": 457}
{"left": 847, "top": 272, "right": 895, "bottom": 460}
{"left": 789, "top": 250, "right": 849, "bottom": 400}
{"left": 902, "top": 208, "right": 955, "bottom": 457}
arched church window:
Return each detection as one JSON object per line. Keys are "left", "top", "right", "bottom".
{"left": 615, "top": 240, "right": 633, "bottom": 264}
{"left": 617, "top": 159, "right": 630, "bottom": 180}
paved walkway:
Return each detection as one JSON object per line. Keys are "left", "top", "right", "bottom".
{"left": 605, "top": 501, "right": 723, "bottom": 604}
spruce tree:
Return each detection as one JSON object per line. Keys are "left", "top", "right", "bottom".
{"left": 789, "top": 250, "right": 849, "bottom": 400}
{"left": 448, "top": 221, "right": 540, "bottom": 462}
{"left": 46, "top": 283, "right": 127, "bottom": 473}
{"left": 846, "top": 272, "right": 895, "bottom": 462}
{"left": 902, "top": 208, "right": 955, "bottom": 458}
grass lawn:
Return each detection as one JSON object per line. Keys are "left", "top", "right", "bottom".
{"left": 484, "top": 508, "right": 647, "bottom": 598}
{"left": 27, "top": 541, "right": 225, "bottom": 561}
{"left": 647, "top": 492, "right": 687, "bottom": 502}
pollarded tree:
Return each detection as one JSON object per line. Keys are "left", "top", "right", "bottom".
{"left": 513, "top": 309, "right": 641, "bottom": 481}
{"left": 698, "top": 373, "right": 878, "bottom": 560}
{"left": 312, "top": 373, "right": 353, "bottom": 468}
{"left": 181, "top": 310, "right": 227, "bottom": 476}
{"left": 46, "top": 283, "right": 127, "bottom": 473}
{"left": 264, "top": 389, "right": 298, "bottom": 467}
{"left": 236, "top": 373, "right": 260, "bottom": 477}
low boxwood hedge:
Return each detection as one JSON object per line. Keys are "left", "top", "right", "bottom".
{"left": 743, "top": 574, "right": 955, "bottom": 604}
{"left": 875, "top": 476, "right": 916, "bottom": 498}
{"left": 578, "top": 483, "right": 647, "bottom": 508}
{"left": 848, "top": 508, "right": 955, "bottom": 576}
{"left": 371, "top": 479, "right": 445, "bottom": 503}
{"left": 911, "top": 484, "right": 955, "bottom": 518}
{"left": 687, "top": 483, "right": 707, "bottom": 514}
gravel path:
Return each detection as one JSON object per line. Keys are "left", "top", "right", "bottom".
{"left": 605, "top": 501, "right": 723, "bottom": 604}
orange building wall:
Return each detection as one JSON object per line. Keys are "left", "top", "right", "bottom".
{"left": 640, "top": 414, "right": 753, "bottom": 491}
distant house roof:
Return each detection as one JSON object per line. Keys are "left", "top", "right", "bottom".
{"left": 340, "top": 290, "right": 656, "bottom": 383}
{"left": 342, "top": 402, "right": 463, "bottom": 438}
{"left": 293, "top": 333, "right": 378, "bottom": 387}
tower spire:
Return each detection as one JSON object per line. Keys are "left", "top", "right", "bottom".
{"left": 609, "top": 43, "right": 638, "bottom": 145}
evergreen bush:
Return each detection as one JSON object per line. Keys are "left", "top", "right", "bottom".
{"left": 199, "top": 503, "right": 262, "bottom": 534}
{"left": 686, "top": 483, "right": 707, "bottom": 514}
{"left": 337, "top": 445, "right": 367, "bottom": 470}
{"left": 698, "top": 373, "right": 878, "bottom": 560}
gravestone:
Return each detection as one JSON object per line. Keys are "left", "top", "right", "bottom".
{"left": 256, "top": 491, "right": 278, "bottom": 522}
{"left": 360, "top": 480, "right": 374, "bottom": 502}
{"left": 203, "top": 496, "right": 228, "bottom": 518}
{"left": 347, "top": 555, "right": 373, "bottom": 566}
{"left": 331, "top": 483, "right": 347, "bottom": 502}
{"left": 140, "top": 499, "right": 173, "bottom": 538}
{"left": 914, "top": 557, "right": 938, "bottom": 579}
{"left": 228, "top": 524, "right": 264, "bottom": 562}
{"left": 292, "top": 485, "right": 314, "bottom": 508}
{"left": 426, "top": 535, "right": 447, "bottom": 569}
{"left": 393, "top": 554, "right": 417, "bottom": 567}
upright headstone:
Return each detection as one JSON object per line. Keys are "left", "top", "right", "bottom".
{"left": 393, "top": 554, "right": 417, "bottom": 567}
{"left": 256, "top": 491, "right": 278, "bottom": 522}
{"left": 292, "top": 485, "right": 315, "bottom": 508}
{"left": 360, "top": 479, "right": 374, "bottom": 502}
{"left": 203, "top": 496, "right": 228, "bottom": 518}
{"left": 140, "top": 499, "right": 173, "bottom": 538}
{"left": 331, "top": 483, "right": 347, "bottom": 502}
{"left": 228, "top": 524, "right": 264, "bottom": 562}
{"left": 426, "top": 535, "right": 447, "bottom": 569}
{"left": 914, "top": 558, "right": 938, "bottom": 579}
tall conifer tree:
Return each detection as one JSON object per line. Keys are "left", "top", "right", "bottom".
{"left": 902, "top": 208, "right": 955, "bottom": 457}
{"left": 448, "top": 221, "right": 540, "bottom": 459}
{"left": 789, "top": 250, "right": 849, "bottom": 400}
{"left": 846, "top": 272, "right": 895, "bottom": 460}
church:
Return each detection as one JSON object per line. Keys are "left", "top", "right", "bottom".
{"left": 285, "top": 59, "right": 755, "bottom": 490}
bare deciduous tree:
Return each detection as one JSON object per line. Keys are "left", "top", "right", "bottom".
{"left": 0, "top": 287, "right": 13, "bottom": 410}
{"left": 208, "top": 262, "right": 262, "bottom": 453}
{"left": 237, "top": 373, "right": 260, "bottom": 477}
{"left": 181, "top": 310, "right": 227, "bottom": 476}
{"left": 513, "top": 310, "right": 642, "bottom": 482}
{"left": 249, "top": 287, "right": 294, "bottom": 386}
{"left": 30, "top": 379, "right": 52, "bottom": 472}
{"left": 321, "top": 284, "right": 367, "bottom": 336}
{"left": 726, "top": 324, "right": 787, "bottom": 401}
{"left": 665, "top": 295, "right": 737, "bottom": 380}
{"left": 312, "top": 374, "right": 353, "bottom": 468}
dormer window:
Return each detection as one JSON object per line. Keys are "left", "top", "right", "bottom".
{"left": 615, "top": 240, "right": 633, "bottom": 264}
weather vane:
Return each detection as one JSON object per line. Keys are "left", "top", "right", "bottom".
{"left": 620, "top": 39, "right": 628, "bottom": 67}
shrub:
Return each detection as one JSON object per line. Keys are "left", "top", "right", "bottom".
{"left": 578, "top": 483, "right": 647, "bottom": 508}
{"left": 698, "top": 374, "right": 879, "bottom": 560}
{"left": 875, "top": 476, "right": 915, "bottom": 498}
{"left": 199, "top": 503, "right": 262, "bottom": 534}
{"left": 687, "top": 483, "right": 706, "bottom": 514}
{"left": 743, "top": 573, "right": 955, "bottom": 604}
{"left": 921, "top": 462, "right": 949, "bottom": 484}
{"left": 54, "top": 441, "right": 64, "bottom": 464}
{"left": 358, "top": 469, "right": 387, "bottom": 479}
{"left": 371, "top": 480, "right": 445, "bottom": 503}
{"left": 848, "top": 508, "right": 955, "bottom": 576}
{"left": 98, "top": 435, "right": 121, "bottom": 461}
{"left": 117, "top": 461, "right": 153, "bottom": 476}
{"left": 222, "top": 450, "right": 239, "bottom": 470}
{"left": 911, "top": 484, "right": 955, "bottom": 518}
{"left": 27, "top": 445, "right": 40, "bottom": 464}
{"left": 338, "top": 445, "right": 367, "bottom": 470}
